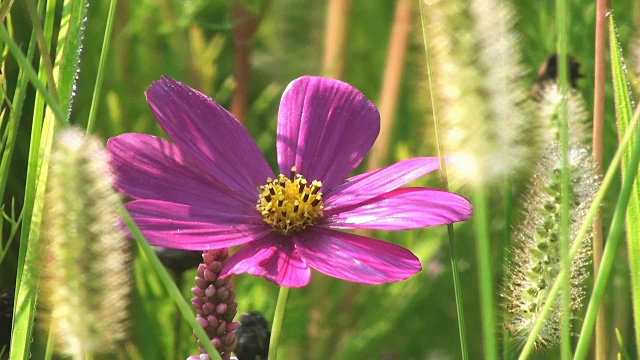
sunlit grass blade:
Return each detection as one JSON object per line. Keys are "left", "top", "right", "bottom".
{"left": 573, "top": 107, "right": 640, "bottom": 358}
{"left": 86, "top": 0, "right": 118, "bottom": 134}
{"left": 11, "top": 0, "right": 87, "bottom": 358}
{"left": 55, "top": 0, "right": 88, "bottom": 114}
{"left": 9, "top": 1, "right": 57, "bottom": 358}
{"left": 616, "top": 329, "right": 632, "bottom": 360}
{"left": 418, "top": 1, "right": 468, "bottom": 359}
{"left": 607, "top": 11, "right": 640, "bottom": 355}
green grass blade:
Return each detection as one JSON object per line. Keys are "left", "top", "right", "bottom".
{"left": 86, "top": 0, "right": 118, "bottom": 134}
{"left": 573, "top": 106, "right": 640, "bottom": 359}
{"left": 9, "top": 1, "right": 57, "bottom": 358}
{"left": 418, "top": 1, "right": 468, "bottom": 358}
{"left": 0, "top": 201, "right": 23, "bottom": 266}
{"left": 0, "top": 24, "right": 65, "bottom": 124}
{"left": 11, "top": 0, "right": 87, "bottom": 358}
{"left": 0, "top": 12, "right": 38, "bottom": 203}
{"left": 120, "top": 206, "right": 222, "bottom": 360}
{"left": 55, "top": 0, "right": 88, "bottom": 114}
{"left": 607, "top": 12, "right": 640, "bottom": 355}
{"left": 616, "top": 329, "right": 632, "bottom": 360}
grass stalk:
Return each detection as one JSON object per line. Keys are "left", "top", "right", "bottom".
{"left": 366, "top": 0, "right": 412, "bottom": 171}
{"left": 25, "top": 0, "right": 59, "bottom": 103}
{"left": 121, "top": 208, "right": 222, "bottom": 360}
{"left": 502, "top": 178, "right": 513, "bottom": 359}
{"left": 473, "top": 185, "right": 498, "bottom": 360}
{"left": 573, "top": 101, "right": 640, "bottom": 360}
{"left": 230, "top": 2, "right": 262, "bottom": 124}
{"left": 0, "top": 9, "right": 38, "bottom": 203}
{"left": 418, "top": 1, "right": 468, "bottom": 358}
{"left": 555, "top": 0, "right": 571, "bottom": 356}
{"left": 322, "top": 0, "right": 349, "bottom": 78}
{"left": 591, "top": 0, "right": 608, "bottom": 358}
{"left": 86, "top": 0, "right": 118, "bottom": 134}
{"left": 0, "top": 24, "right": 65, "bottom": 125}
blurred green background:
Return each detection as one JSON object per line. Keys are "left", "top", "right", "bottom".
{"left": 2, "top": 0, "right": 640, "bottom": 358}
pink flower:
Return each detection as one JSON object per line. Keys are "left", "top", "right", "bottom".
{"left": 107, "top": 76, "right": 472, "bottom": 287}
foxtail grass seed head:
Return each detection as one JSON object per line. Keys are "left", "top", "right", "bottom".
{"left": 189, "top": 249, "right": 239, "bottom": 360}
{"left": 43, "top": 127, "right": 130, "bottom": 356}
{"left": 535, "top": 83, "right": 590, "bottom": 147}
{"left": 426, "top": 0, "right": 532, "bottom": 184}
{"left": 504, "top": 144, "right": 600, "bottom": 349}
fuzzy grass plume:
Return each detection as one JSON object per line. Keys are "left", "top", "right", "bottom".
{"left": 504, "top": 144, "right": 599, "bottom": 348}
{"left": 425, "top": 0, "right": 532, "bottom": 184}
{"left": 535, "top": 83, "right": 591, "bottom": 147}
{"left": 42, "top": 127, "right": 130, "bottom": 356}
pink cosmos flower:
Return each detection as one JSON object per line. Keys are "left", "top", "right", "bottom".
{"left": 107, "top": 76, "right": 472, "bottom": 287}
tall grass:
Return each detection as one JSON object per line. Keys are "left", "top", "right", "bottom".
{"left": 1, "top": 0, "right": 639, "bottom": 359}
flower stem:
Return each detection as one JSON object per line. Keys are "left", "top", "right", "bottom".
{"left": 473, "top": 184, "right": 498, "bottom": 360}
{"left": 268, "top": 286, "right": 290, "bottom": 360}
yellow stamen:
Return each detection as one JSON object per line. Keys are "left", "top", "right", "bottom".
{"left": 256, "top": 167, "right": 324, "bottom": 234}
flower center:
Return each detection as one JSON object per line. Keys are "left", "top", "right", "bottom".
{"left": 256, "top": 167, "right": 323, "bottom": 234}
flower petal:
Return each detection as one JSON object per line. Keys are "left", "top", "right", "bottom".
{"left": 321, "top": 188, "right": 472, "bottom": 230}
{"left": 276, "top": 76, "right": 380, "bottom": 190}
{"left": 127, "top": 200, "right": 270, "bottom": 250}
{"left": 323, "top": 157, "right": 442, "bottom": 212}
{"left": 220, "top": 233, "right": 311, "bottom": 287}
{"left": 107, "top": 133, "right": 255, "bottom": 214}
{"left": 146, "top": 76, "right": 273, "bottom": 201}
{"left": 294, "top": 227, "right": 421, "bottom": 284}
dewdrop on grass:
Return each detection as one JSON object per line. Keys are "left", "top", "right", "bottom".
{"left": 42, "top": 127, "right": 130, "bottom": 356}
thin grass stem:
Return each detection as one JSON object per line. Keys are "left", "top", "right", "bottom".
{"left": 591, "top": 0, "right": 607, "bottom": 358}
{"left": 473, "top": 185, "right": 498, "bottom": 360}
{"left": 25, "top": 0, "right": 59, "bottom": 103}
{"left": 418, "top": 1, "right": 468, "bottom": 359}
{"left": 555, "top": 0, "right": 572, "bottom": 356}
{"left": 573, "top": 104, "right": 640, "bottom": 360}
{"left": 86, "top": 0, "right": 118, "bottom": 134}
{"left": 0, "top": 24, "right": 65, "bottom": 125}
{"left": 502, "top": 178, "right": 513, "bottom": 358}
{"left": 120, "top": 207, "right": 222, "bottom": 360}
